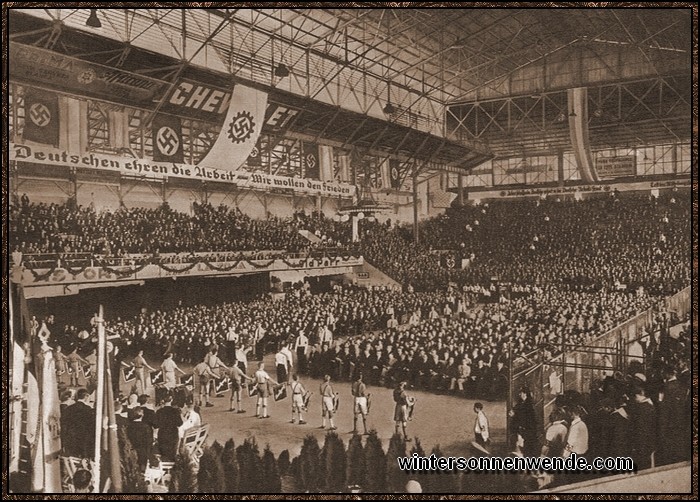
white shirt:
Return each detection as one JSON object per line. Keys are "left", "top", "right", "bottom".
{"left": 235, "top": 347, "right": 250, "bottom": 370}
{"left": 474, "top": 410, "right": 489, "bottom": 441}
{"left": 564, "top": 417, "right": 589, "bottom": 457}
{"left": 275, "top": 352, "right": 288, "bottom": 366}
{"left": 226, "top": 327, "right": 239, "bottom": 343}
{"left": 281, "top": 347, "right": 294, "bottom": 368}
{"left": 295, "top": 334, "right": 309, "bottom": 351}
{"left": 254, "top": 369, "right": 271, "bottom": 384}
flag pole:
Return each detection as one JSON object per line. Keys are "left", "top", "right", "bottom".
{"left": 93, "top": 305, "right": 106, "bottom": 493}
{"left": 104, "top": 347, "right": 122, "bottom": 492}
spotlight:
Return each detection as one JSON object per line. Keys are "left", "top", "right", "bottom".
{"left": 556, "top": 112, "right": 566, "bottom": 123}
{"left": 274, "top": 63, "right": 290, "bottom": 78}
{"left": 593, "top": 108, "right": 603, "bottom": 118}
{"left": 86, "top": 9, "right": 101, "bottom": 28}
{"left": 383, "top": 102, "right": 396, "bottom": 115}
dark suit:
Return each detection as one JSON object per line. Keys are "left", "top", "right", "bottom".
{"left": 630, "top": 400, "right": 656, "bottom": 470}
{"left": 155, "top": 405, "right": 183, "bottom": 461}
{"left": 608, "top": 410, "right": 633, "bottom": 459}
{"left": 61, "top": 401, "right": 96, "bottom": 458}
{"left": 658, "top": 379, "right": 689, "bottom": 464}
{"left": 127, "top": 420, "right": 153, "bottom": 471}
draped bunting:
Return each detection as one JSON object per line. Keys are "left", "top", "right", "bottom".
{"left": 27, "top": 253, "right": 363, "bottom": 282}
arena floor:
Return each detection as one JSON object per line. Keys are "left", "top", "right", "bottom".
{"left": 197, "top": 375, "right": 507, "bottom": 460}
{"left": 118, "top": 353, "right": 508, "bottom": 460}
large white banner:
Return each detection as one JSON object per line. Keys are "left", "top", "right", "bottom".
{"left": 199, "top": 84, "right": 268, "bottom": 171}
{"left": 9, "top": 142, "right": 356, "bottom": 198}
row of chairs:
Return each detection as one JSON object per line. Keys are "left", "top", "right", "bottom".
{"left": 60, "top": 424, "right": 209, "bottom": 493}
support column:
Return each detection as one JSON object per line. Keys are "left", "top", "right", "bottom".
{"left": 458, "top": 173, "right": 464, "bottom": 206}
{"left": 351, "top": 215, "right": 359, "bottom": 243}
{"left": 413, "top": 173, "right": 419, "bottom": 244}
{"left": 557, "top": 150, "right": 565, "bottom": 186}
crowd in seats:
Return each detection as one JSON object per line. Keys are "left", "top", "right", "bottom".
{"left": 10, "top": 199, "right": 311, "bottom": 257}
{"left": 49, "top": 282, "right": 657, "bottom": 404}
{"left": 96, "top": 285, "right": 459, "bottom": 365}
{"left": 419, "top": 191, "right": 689, "bottom": 295}
{"left": 11, "top": 191, "right": 690, "bottom": 297}
{"left": 305, "top": 286, "right": 657, "bottom": 401}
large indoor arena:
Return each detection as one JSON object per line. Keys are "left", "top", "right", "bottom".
{"left": 5, "top": 6, "right": 694, "bottom": 495}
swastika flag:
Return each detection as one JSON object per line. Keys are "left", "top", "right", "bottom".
{"left": 152, "top": 114, "right": 184, "bottom": 163}
{"left": 23, "top": 89, "right": 59, "bottom": 146}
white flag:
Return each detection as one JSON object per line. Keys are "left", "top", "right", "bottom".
{"left": 42, "top": 349, "right": 62, "bottom": 492}
{"left": 199, "top": 84, "right": 268, "bottom": 172}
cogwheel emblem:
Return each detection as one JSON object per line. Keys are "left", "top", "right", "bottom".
{"left": 77, "top": 69, "right": 97, "bottom": 84}
{"left": 228, "top": 111, "right": 255, "bottom": 144}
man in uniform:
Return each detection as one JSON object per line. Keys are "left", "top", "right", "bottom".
{"left": 393, "top": 381, "right": 412, "bottom": 442}
{"left": 254, "top": 362, "right": 278, "bottom": 419}
{"left": 193, "top": 356, "right": 220, "bottom": 408}
{"left": 133, "top": 349, "right": 157, "bottom": 396}
{"left": 289, "top": 374, "right": 308, "bottom": 425}
{"left": 319, "top": 374, "right": 337, "bottom": 430}
{"left": 294, "top": 331, "right": 309, "bottom": 375}
{"left": 228, "top": 363, "right": 253, "bottom": 413}
{"left": 351, "top": 373, "right": 369, "bottom": 435}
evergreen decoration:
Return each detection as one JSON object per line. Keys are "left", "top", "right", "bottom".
{"left": 236, "top": 437, "right": 264, "bottom": 493}
{"left": 221, "top": 439, "right": 239, "bottom": 493}
{"left": 197, "top": 444, "right": 226, "bottom": 493}
{"left": 385, "top": 433, "right": 408, "bottom": 493}
{"left": 169, "top": 447, "right": 197, "bottom": 493}
{"left": 362, "top": 430, "right": 387, "bottom": 493}
{"left": 277, "top": 449, "right": 291, "bottom": 477}
{"left": 297, "top": 434, "right": 322, "bottom": 493}
{"left": 320, "top": 431, "right": 347, "bottom": 492}
{"left": 261, "top": 445, "right": 282, "bottom": 493}
{"left": 346, "top": 433, "right": 365, "bottom": 488}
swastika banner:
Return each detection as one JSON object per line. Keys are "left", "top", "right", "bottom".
{"left": 23, "top": 88, "right": 59, "bottom": 147}
{"left": 199, "top": 84, "right": 268, "bottom": 172}
{"left": 303, "top": 142, "right": 320, "bottom": 180}
{"left": 152, "top": 114, "right": 184, "bottom": 163}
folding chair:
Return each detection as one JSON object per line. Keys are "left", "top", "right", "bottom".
{"left": 180, "top": 424, "right": 209, "bottom": 462}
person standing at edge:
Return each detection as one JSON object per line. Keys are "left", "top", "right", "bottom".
{"left": 393, "top": 381, "right": 413, "bottom": 442}
{"left": 289, "top": 374, "right": 308, "bottom": 425}
{"left": 320, "top": 374, "right": 337, "bottom": 430}
{"left": 351, "top": 372, "right": 370, "bottom": 435}
{"left": 254, "top": 361, "right": 278, "bottom": 419}
{"left": 228, "top": 362, "right": 253, "bottom": 413}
